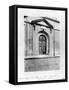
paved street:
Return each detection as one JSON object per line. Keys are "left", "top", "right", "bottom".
{"left": 25, "top": 56, "right": 60, "bottom": 72}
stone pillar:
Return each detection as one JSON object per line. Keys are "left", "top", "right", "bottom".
{"left": 53, "top": 29, "right": 55, "bottom": 56}
{"left": 50, "top": 28, "right": 53, "bottom": 56}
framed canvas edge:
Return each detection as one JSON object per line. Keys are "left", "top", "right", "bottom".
{"left": 9, "top": 5, "right": 68, "bottom": 85}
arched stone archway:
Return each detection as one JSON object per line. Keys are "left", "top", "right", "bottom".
{"left": 38, "top": 30, "right": 50, "bottom": 55}
{"left": 39, "top": 35, "right": 47, "bottom": 54}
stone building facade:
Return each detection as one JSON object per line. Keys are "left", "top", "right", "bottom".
{"left": 24, "top": 16, "right": 60, "bottom": 58}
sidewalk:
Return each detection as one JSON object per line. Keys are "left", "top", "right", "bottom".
{"left": 25, "top": 56, "right": 60, "bottom": 72}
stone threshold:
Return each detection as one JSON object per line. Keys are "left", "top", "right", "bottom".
{"left": 25, "top": 55, "right": 60, "bottom": 60}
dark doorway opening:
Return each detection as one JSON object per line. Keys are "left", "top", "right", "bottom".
{"left": 39, "top": 35, "right": 47, "bottom": 55}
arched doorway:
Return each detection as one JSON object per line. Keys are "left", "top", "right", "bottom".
{"left": 39, "top": 35, "right": 47, "bottom": 55}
